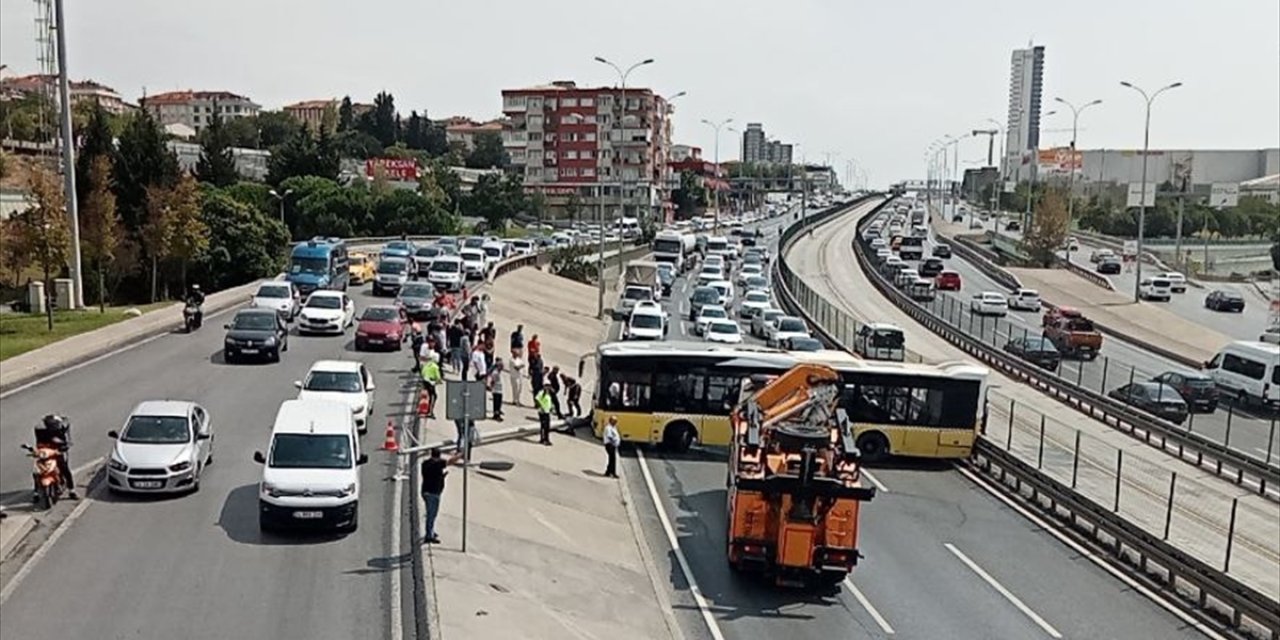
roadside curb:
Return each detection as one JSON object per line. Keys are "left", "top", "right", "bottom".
{"left": 0, "top": 514, "right": 36, "bottom": 564}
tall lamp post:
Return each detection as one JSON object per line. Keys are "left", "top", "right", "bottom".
{"left": 1120, "top": 80, "right": 1181, "bottom": 303}
{"left": 268, "top": 188, "right": 294, "bottom": 228}
{"left": 701, "top": 117, "right": 732, "bottom": 232}
{"left": 567, "top": 112, "right": 608, "bottom": 317}
{"left": 1053, "top": 97, "right": 1103, "bottom": 222}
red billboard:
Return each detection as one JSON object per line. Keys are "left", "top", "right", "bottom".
{"left": 365, "top": 157, "right": 420, "bottom": 181}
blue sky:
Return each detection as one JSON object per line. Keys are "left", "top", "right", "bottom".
{"left": 2, "top": 0, "right": 1276, "bottom": 185}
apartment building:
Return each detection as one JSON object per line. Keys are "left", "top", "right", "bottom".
{"left": 141, "top": 90, "right": 260, "bottom": 135}
{"left": 442, "top": 117, "right": 508, "bottom": 151}
{"left": 500, "top": 80, "right": 674, "bottom": 220}
{"left": 742, "top": 123, "right": 767, "bottom": 163}
{"left": 1003, "top": 44, "right": 1046, "bottom": 181}
{"left": 0, "top": 74, "right": 134, "bottom": 114}
{"left": 283, "top": 98, "right": 373, "bottom": 131}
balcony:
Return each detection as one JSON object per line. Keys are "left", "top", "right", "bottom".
{"left": 502, "top": 132, "right": 528, "bottom": 147}
{"left": 503, "top": 98, "right": 527, "bottom": 113}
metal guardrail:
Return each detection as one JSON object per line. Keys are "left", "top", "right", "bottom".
{"left": 774, "top": 198, "right": 1280, "bottom": 640}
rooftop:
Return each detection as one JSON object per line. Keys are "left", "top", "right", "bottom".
{"left": 283, "top": 99, "right": 337, "bottom": 110}
{"left": 142, "top": 90, "right": 257, "bottom": 105}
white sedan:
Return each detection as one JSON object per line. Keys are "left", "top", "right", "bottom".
{"left": 298, "top": 291, "right": 355, "bottom": 335}
{"left": 738, "top": 289, "right": 772, "bottom": 319}
{"left": 704, "top": 319, "right": 744, "bottom": 344}
{"left": 736, "top": 263, "right": 764, "bottom": 286}
{"left": 694, "top": 305, "right": 729, "bottom": 336}
{"left": 295, "top": 360, "right": 376, "bottom": 433}
{"left": 970, "top": 292, "right": 1009, "bottom": 316}
{"left": 1008, "top": 288, "right": 1041, "bottom": 311}
{"left": 767, "top": 316, "right": 811, "bottom": 347}
{"left": 107, "top": 400, "right": 213, "bottom": 494}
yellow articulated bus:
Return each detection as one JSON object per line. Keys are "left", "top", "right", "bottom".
{"left": 585, "top": 341, "right": 989, "bottom": 460}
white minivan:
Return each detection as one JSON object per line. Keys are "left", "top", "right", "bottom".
{"left": 426, "top": 256, "right": 464, "bottom": 292}
{"left": 1139, "top": 277, "right": 1172, "bottom": 302}
{"left": 254, "top": 399, "right": 367, "bottom": 533}
{"left": 1203, "top": 341, "right": 1280, "bottom": 411}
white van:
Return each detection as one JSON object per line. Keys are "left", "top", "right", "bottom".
{"left": 481, "top": 241, "right": 507, "bottom": 268}
{"left": 1139, "top": 277, "right": 1172, "bottom": 302}
{"left": 254, "top": 399, "right": 367, "bottom": 533}
{"left": 1203, "top": 341, "right": 1280, "bottom": 410}
{"left": 426, "top": 256, "right": 464, "bottom": 292}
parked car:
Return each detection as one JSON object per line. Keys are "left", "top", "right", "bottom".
{"left": 1108, "top": 382, "right": 1190, "bottom": 425}
{"left": 689, "top": 286, "right": 722, "bottom": 321}
{"left": 106, "top": 400, "right": 213, "bottom": 495}
{"left": 413, "top": 246, "right": 444, "bottom": 277}
{"left": 936, "top": 270, "right": 962, "bottom": 291}
{"left": 460, "top": 249, "right": 487, "bottom": 280}
{"left": 738, "top": 289, "right": 772, "bottom": 319}
{"left": 1003, "top": 336, "right": 1060, "bottom": 371}
{"left": 395, "top": 282, "right": 436, "bottom": 321}
{"left": 893, "top": 266, "right": 917, "bottom": 288}
{"left": 372, "top": 257, "right": 411, "bottom": 296}
{"left": 1097, "top": 257, "right": 1122, "bottom": 274}
{"left": 969, "top": 292, "right": 1009, "bottom": 316}
{"left": 1202, "top": 341, "right": 1280, "bottom": 411}
{"left": 223, "top": 308, "right": 289, "bottom": 363}
{"left": 767, "top": 316, "right": 810, "bottom": 348}
{"left": 624, "top": 305, "right": 668, "bottom": 340}
{"left": 1008, "top": 288, "right": 1041, "bottom": 312}
{"left": 295, "top": 360, "right": 376, "bottom": 433}
{"left": 1151, "top": 371, "right": 1218, "bottom": 413}
{"left": 1204, "top": 290, "right": 1245, "bottom": 312}
{"left": 354, "top": 305, "right": 408, "bottom": 351}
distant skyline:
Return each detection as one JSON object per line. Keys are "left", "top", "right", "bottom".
{"left": 1, "top": 0, "right": 1277, "bottom": 185}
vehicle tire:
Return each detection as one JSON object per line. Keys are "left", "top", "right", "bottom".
{"left": 663, "top": 421, "right": 696, "bottom": 453}
{"left": 855, "top": 431, "right": 890, "bottom": 463}
{"left": 35, "top": 486, "right": 52, "bottom": 511}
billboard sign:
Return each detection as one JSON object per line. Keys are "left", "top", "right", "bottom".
{"left": 1036, "top": 147, "right": 1084, "bottom": 175}
{"left": 1209, "top": 182, "right": 1240, "bottom": 208}
{"left": 365, "top": 157, "right": 419, "bottom": 181}
{"left": 1003, "top": 180, "right": 1016, "bottom": 194}
{"left": 1126, "top": 182, "right": 1156, "bottom": 208}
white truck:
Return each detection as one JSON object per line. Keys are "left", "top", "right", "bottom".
{"left": 617, "top": 261, "right": 662, "bottom": 317}
{"left": 652, "top": 230, "right": 697, "bottom": 272}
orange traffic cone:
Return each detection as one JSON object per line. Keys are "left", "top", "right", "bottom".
{"left": 382, "top": 420, "right": 399, "bottom": 452}
{"left": 417, "top": 389, "right": 431, "bottom": 418}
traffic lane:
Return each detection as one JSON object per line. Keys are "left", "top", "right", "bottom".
{"left": 863, "top": 465, "right": 1207, "bottom": 640}
{"left": 641, "top": 450, "right": 897, "bottom": 640}
{"left": 0, "top": 308, "right": 410, "bottom": 640}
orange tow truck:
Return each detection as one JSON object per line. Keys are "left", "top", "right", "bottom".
{"left": 726, "top": 364, "right": 877, "bottom": 587}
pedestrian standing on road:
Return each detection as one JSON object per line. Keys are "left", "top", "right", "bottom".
{"left": 419, "top": 351, "right": 442, "bottom": 418}
{"left": 432, "top": 317, "right": 448, "bottom": 366}
{"left": 447, "top": 321, "right": 465, "bottom": 374}
{"left": 535, "top": 385, "right": 554, "bottom": 446}
{"left": 482, "top": 324, "right": 497, "bottom": 370}
{"left": 508, "top": 351, "right": 527, "bottom": 406}
{"left": 602, "top": 416, "right": 621, "bottom": 478}
{"left": 421, "top": 447, "right": 463, "bottom": 545}
{"left": 488, "top": 357, "right": 505, "bottom": 420}
{"left": 410, "top": 324, "right": 426, "bottom": 372}
{"left": 510, "top": 324, "right": 525, "bottom": 358}
{"left": 470, "top": 343, "right": 489, "bottom": 383}
{"left": 546, "top": 365, "right": 564, "bottom": 419}
{"left": 528, "top": 334, "right": 542, "bottom": 360}
{"left": 562, "top": 373, "right": 582, "bottom": 418}
{"left": 458, "top": 329, "right": 473, "bottom": 381}
{"left": 454, "top": 418, "right": 477, "bottom": 458}
{"left": 529, "top": 353, "right": 545, "bottom": 406}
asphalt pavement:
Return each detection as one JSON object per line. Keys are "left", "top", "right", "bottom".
{"left": 0, "top": 281, "right": 420, "bottom": 640}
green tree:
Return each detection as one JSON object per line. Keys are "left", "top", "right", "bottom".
{"left": 80, "top": 154, "right": 122, "bottom": 310}
{"left": 565, "top": 192, "right": 583, "bottom": 224}
{"left": 167, "top": 174, "right": 209, "bottom": 290}
{"left": 333, "top": 130, "right": 383, "bottom": 160}
{"left": 112, "top": 109, "right": 180, "bottom": 234}
{"left": 266, "top": 126, "right": 338, "bottom": 186}
{"left": 338, "top": 96, "right": 355, "bottom": 132}
{"left": 403, "top": 111, "right": 428, "bottom": 149}
{"left": 464, "top": 131, "right": 509, "bottom": 169}
{"left": 368, "top": 91, "right": 398, "bottom": 148}
{"left": 196, "top": 103, "right": 239, "bottom": 186}
{"left": 195, "top": 189, "right": 289, "bottom": 290}
{"left": 222, "top": 116, "right": 260, "bottom": 148}
{"left": 672, "top": 170, "right": 707, "bottom": 218}
{"left": 141, "top": 184, "right": 176, "bottom": 301}
{"left": 1024, "top": 188, "right": 1071, "bottom": 267}
{"left": 15, "top": 167, "right": 71, "bottom": 328}
{"left": 255, "top": 111, "right": 302, "bottom": 148}
{"left": 75, "top": 102, "right": 115, "bottom": 205}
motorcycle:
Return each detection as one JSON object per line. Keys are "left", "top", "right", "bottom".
{"left": 22, "top": 444, "right": 66, "bottom": 511}
{"left": 183, "top": 302, "right": 203, "bottom": 332}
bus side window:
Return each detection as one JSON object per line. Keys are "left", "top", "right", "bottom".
{"left": 706, "top": 375, "right": 740, "bottom": 412}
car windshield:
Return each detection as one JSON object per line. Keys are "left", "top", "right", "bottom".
{"left": 1183, "top": 377, "right": 1214, "bottom": 389}
{"left": 231, "top": 313, "right": 277, "bottom": 331}
{"left": 416, "top": 247, "right": 441, "bottom": 258}
{"left": 121, "top": 415, "right": 190, "bottom": 444}
{"left": 464, "top": 238, "right": 484, "bottom": 248}
{"left": 1273, "top": 367, "right": 1280, "bottom": 386}
{"left": 746, "top": 277, "right": 768, "bottom": 288}
{"left": 462, "top": 251, "right": 483, "bottom": 261}
{"left": 306, "top": 296, "right": 342, "bottom": 310}
{"left": 385, "top": 242, "right": 412, "bottom": 252}
{"left": 871, "top": 330, "right": 904, "bottom": 347}
{"left": 257, "top": 285, "right": 290, "bottom": 299}
{"left": 484, "top": 246, "right": 502, "bottom": 257}
{"left": 762, "top": 311, "right": 783, "bottom": 322}
{"left": 430, "top": 260, "right": 460, "bottom": 273}
{"left": 362, "top": 307, "right": 400, "bottom": 322}
{"left": 692, "top": 288, "right": 720, "bottom": 303}
{"left": 269, "top": 434, "right": 352, "bottom": 469}
{"left": 624, "top": 287, "right": 651, "bottom": 300}
{"left": 378, "top": 261, "right": 406, "bottom": 274}
{"left": 631, "top": 314, "right": 663, "bottom": 329}
{"left": 304, "top": 371, "right": 363, "bottom": 393}
{"left": 350, "top": 256, "right": 366, "bottom": 266}
{"left": 1153, "top": 386, "right": 1185, "bottom": 403}
{"left": 788, "top": 337, "right": 823, "bottom": 351}
{"left": 1221, "top": 292, "right": 1243, "bottom": 300}
{"left": 1026, "top": 337, "right": 1056, "bottom": 351}
{"left": 400, "top": 284, "right": 433, "bottom": 298}
{"left": 700, "top": 307, "right": 727, "bottom": 319}
{"left": 778, "top": 318, "right": 806, "bottom": 332}
{"left": 709, "top": 322, "right": 739, "bottom": 334}
{"left": 290, "top": 257, "right": 328, "bottom": 275}
{"left": 746, "top": 292, "right": 769, "bottom": 303}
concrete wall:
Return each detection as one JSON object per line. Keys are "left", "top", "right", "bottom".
{"left": 1076, "top": 148, "right": 1278, "bottom": 188}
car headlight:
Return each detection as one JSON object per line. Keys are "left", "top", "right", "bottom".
{"left": 356, "top": 330, "right": 369, "bottom": 337}
{"left": 352, "top": 405, "right": 365, "bottom": 415}
{"left": 339, "top": 482, "right": 357, "bottom": 498}
{"left": 263, "top": 336, "right": 277, "bottom": 345}
{"left": 169, "top": 461, "right": 191, "bottom": 473}
{"left": 261, "top": 482, "right": 281, "bottom": 498}
{"left": 109, "top": 456, "right": 128, "bottom": 472}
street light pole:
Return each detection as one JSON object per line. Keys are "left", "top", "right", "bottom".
{"left": 700, "top": 117, "right": 732, "bottom": 233}
{"left": 1121, "top": 80, "right": 1182, "bottom": 302}
{"left": 53, "top": 0, "right": 83, "bottom": 308}
{"left": 269, "top": 188, "right": 294, "bottom": 236}
{"left": 1053, "top": 97, "right": 1103, "bottom": 223}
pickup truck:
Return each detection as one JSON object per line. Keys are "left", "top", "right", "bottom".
{"left": 1042, "top": 307, "right": 1102, "bottom": 360}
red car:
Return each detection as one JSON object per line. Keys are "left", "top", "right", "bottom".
{"left": 355, "top": 305, "right": 408, "bottom": 351}
{"left": 936, "top": 270, "right": 962, "bottom": 291}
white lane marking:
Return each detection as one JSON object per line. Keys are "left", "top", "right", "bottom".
{"left": 861, "top": 469, "right": 889, "bottom": 493}
{"left": 0, "top": 488, "right": 94, "bottom": 605}
{"left": 955, "top": 465, "right": 1229, "bottom": 640}
{"left": 0, "top": 304, "right": 243, "bottom": 399}
{"left": 388, "top": 411, "right": 406, "bottom": 640}
{"left": 944, "top": 542, "right": 1062, "bottom": 638}
{"left": 844, "top": 577, "right": 895, "bottom": 634}
{"left": 635, "top": 449, "right": 727, "bottom": 640}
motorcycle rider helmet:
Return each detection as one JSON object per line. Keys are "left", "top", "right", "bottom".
{"left": 191, "top": 284, "right": 202, "bottom": 292}
{"left": 41, "top": 414, "right": 68, "bottom": 431}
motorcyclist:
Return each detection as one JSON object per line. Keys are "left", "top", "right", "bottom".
{"left": 185, "top": 284, "right": 206, "bottom": 327}
{"left": 33, "top": 414, "right": 77, "bottom": 500}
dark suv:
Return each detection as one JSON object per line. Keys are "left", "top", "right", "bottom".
{"left": 1151, "top": 371, "right": 1218, "bottom": 413}
{"left": 1108, "top": 382, "right": 1189, "bottom": 425}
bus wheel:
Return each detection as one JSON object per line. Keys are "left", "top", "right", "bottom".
{"left": 855, "top": 432, "right": 890, "bottom": 463}
{"left": 663, "top": 421, "right": 696, "bottom": 453}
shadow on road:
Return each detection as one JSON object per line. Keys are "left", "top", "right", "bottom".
{"left": 217, "top": 484, "right": 347, "bottom": 546}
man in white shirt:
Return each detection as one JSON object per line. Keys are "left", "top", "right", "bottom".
{"left": 602, "top": 416, "right": 621, "bottom": 479}
{"left": 469, "top": 345, "right": 488, "bottom": 382}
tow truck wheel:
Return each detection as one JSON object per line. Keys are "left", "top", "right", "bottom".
{"left": 855, "top": 432, "right": 890, "bottom": 463}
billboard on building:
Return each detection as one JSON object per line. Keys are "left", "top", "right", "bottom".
{"left": 1126, "top": 182, "right": 1156, "bottom": 208}
{"left": 1036, "top": 147, "right": 1083, "bottom": 175}
{"left": 1209, "top": 182, "right": 1240, "bottom": 208}
{"left": 365, "top": 157, "right": 419, "bottom": 181}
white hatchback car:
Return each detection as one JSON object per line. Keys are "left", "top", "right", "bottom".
{"left": 298, "top": 291, "right": 355, "bottom": 335}
{"left": 295, "top": 360, "right": 376, "bottom": 433}
{"left": 969, "top": 292, "right": 1009, "bottom": 316}
{"left": 1009, "top": 288, "right": 1042, "bottom": 311}
{"left": 251, "top": 281, "right": 300, "bottom": 320}
{"left": 738, "top": 289, "right": 772, "bottom": 318}
{"left": 694, "top": 305, "right": 730, "bottom": 336}
{"left": 107, "top": 400, "right": 213, "bottom": 494}
{"left": 704, "top": 319, "right": 744, "bottom": 344}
